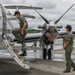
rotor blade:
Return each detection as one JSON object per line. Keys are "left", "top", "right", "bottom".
{"left": 30, "top": 4, "right": 50, "bottom": 24}
{"left": 4, "top": 5, "right": 43, "bottom": 10}
{"left": 55, "top": 4, "right": 75, "bottom": 24}
{"left": 54, "top": 28, "right": 65, "bottom": 39}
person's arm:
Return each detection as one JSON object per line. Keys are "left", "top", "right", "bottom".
{"left": 64, "top": 41, "right": 70, "bottom": 50}
{"left": 21, "top": 21, "right": 27, "bottom": 36}
{"left": 64, "top": 33, "right": 71, "bottom": 50}
{"left": 22, "top": 21, "right": 27, "bottom": 31}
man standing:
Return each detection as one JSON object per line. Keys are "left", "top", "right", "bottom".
{"left": 63, "top": 25, "right": 75, "bottom": 73}
{"left": 12, "top": 11, "right": 28, "bottom": 56}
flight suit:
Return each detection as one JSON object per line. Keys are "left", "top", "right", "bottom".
{"left": 12, "top": 15, "right": 28, "bottom": 52}
{"left": 64, "top": 31, "right": 75, "bottom": 71}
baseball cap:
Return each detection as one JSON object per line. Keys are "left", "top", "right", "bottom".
{"left": 13, "top": 11, "right": 20, "bottom": 16}
{"left": 65, "top": 25, "right": 72, "bottom": 30}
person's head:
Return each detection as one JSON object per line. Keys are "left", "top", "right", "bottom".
{"left": 13, "top": 11, "right": 20, "bottom": 18}
{"left": 65, "top": 25, "right": 72, "bottom": 32}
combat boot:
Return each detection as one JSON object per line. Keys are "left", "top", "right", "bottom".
{"left": 19, "top": 51, "right": 27, "bottom": 56}
{"left": 73, "top": 67, "right": 75, "bottom": 71}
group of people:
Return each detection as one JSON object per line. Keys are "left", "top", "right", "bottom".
{"left": 12, "top": 11, "right": 75, "bottom": 73}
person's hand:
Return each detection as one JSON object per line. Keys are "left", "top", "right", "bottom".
{"left": 64, "top": 46, "right": 66, "bottom": 50}
{"left": 21, "top": 29, "right": 24, "bottom": 36}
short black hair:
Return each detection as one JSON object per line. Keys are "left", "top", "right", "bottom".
{"left": 65, "top": 25, "right": 72, "bottom": 31}
{"left": 13, "top": 11, "right": 20, "bottom": 16}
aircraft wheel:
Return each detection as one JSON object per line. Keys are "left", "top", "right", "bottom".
{"left": 48, "top": 48, "right": 51, "bottom": 60}
{"left": 43, "top": 49, "right": 47, "bottom": 59}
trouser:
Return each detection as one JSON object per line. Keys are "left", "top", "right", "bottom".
{"left": 65, "top": 51, "right": 75, "bottom": 71}
{"left": 12, "top": 28, "right": 27, "bottom": 52}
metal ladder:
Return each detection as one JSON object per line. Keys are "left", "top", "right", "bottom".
{"left": 2, "top": 35, "right": 30, "bottom": 69}
{"left": 0, "top": 4, "right": 30, "bottom": 69}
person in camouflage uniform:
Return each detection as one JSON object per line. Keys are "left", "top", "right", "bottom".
{"left": 63, "top": 25, "right": 75, "bottom": 73}
{"left": 12, "top": 11, "right": 28, "bottom": 56}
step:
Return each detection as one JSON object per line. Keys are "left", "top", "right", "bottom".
{"left": 3, "top": 38, "right": 30, "bottom": 69}
{"left": 13, "top": 49, "right": 19, "bottom": 55}
{"left": 10, "top": 42, "right": 14, "bottom": 48}
{"left": 19, "top": 56, "right": 24, "bottom": 62}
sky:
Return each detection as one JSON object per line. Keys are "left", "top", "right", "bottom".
{"left": 0, "top": 0, "right": 75, "bottom": 29}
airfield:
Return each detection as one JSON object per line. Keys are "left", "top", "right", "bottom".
{"left": 0, "top": 1, "right": 75, "bottom": 75}
{"left": 0, "top": 39, "right": 75, "bottom": 75}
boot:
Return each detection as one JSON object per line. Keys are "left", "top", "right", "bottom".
{"left": 63, "top": 70, "right": 70, "bottom": 73}
{"left": 43, "top": 49, "right": 47, "bottom": 59}
{"left": 19, "top": 51, "right": 27, "bottom": 56}
{"left": 73, "top": 67, "right": 75, "bottom": 71}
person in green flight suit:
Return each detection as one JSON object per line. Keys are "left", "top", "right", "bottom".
{"left": 63, "top": 25, "right": 75, "bottom": 73}
{"left": 12, "top": 11, "right": 28, "bottom": 56}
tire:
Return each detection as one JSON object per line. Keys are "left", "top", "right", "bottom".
{"left": 48, "top": 48, "right": 51, "bottom": 60}
{"left": 43, "top": 49, "right": 47, "bottom": 59}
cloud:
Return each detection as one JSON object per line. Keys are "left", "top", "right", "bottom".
{"left": 0, "top": 0, "right": 27, "bottom": 5}
{"left": 0, "top": 0, "right": 75, "bottom": 29}
{"left": 34, "top": 0, "right": 57, "bottom": 9}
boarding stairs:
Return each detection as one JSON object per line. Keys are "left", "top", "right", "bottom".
{"left": 2, "top": 35, "right": 30, "bottom": 69}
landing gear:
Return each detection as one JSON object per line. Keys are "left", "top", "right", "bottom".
{"left": 43, "top": 48, "right": 51, "bottom": 60}
{"left": 43, "top": 49, "right": 47, "bottom": 59}
{"left": 48, "top": 48, "right": 51, "bottom": 60}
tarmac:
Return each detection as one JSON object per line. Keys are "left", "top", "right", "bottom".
{"left": 0, "top": 39, "right": 75, "bottom": 75}
{"left": 0, "top": 59, "right": 61, "bottom": 75}
{"left": 0, "top": 48, "right": 75, "bottom": 75}
{"left": 0, "top": 58, "right": 75, "bottom": 75}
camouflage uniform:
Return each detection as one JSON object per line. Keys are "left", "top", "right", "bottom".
{"left": 64, "top": 31, "right": 75, "bottom": 71}
{"left": 12, "top": 15, "right": 28, "bottom": 52}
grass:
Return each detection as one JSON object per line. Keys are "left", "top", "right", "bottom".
{"left": 28, "top": 29, "right": 41, "bottom": 33}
